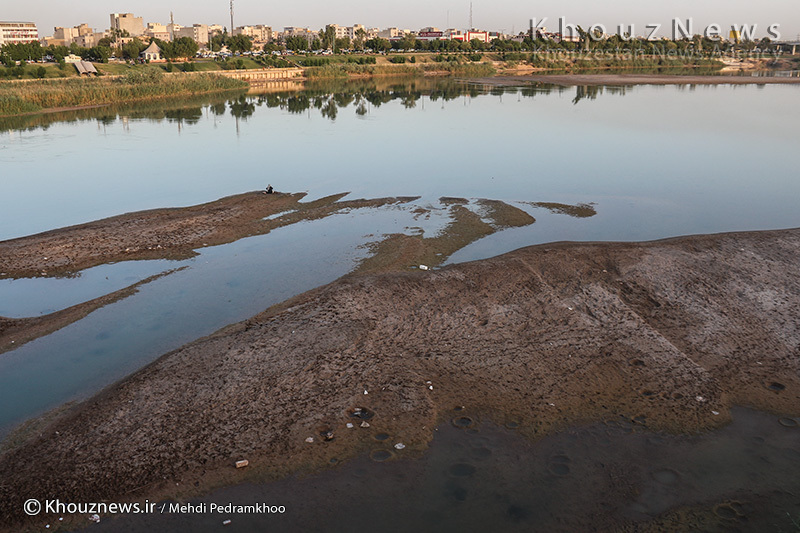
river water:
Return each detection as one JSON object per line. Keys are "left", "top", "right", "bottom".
{"left": 2, "top": 76, "right": 800, "bottom": 530}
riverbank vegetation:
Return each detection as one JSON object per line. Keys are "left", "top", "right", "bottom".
{"left": 0, "top": 70, "right": 247, "bottom": 116}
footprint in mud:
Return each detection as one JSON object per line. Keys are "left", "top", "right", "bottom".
{"left": 548, "top": 455, "right": 571, "bottom": 476}
{"left": 452, "top": 416, "right": 475, "bottom": 429}
{"left": 713, "top": 501, "right": 745, "bottom": 521}
{"left": 651, "top": 468, "right": 681, "bottom": 485}
{"left": 370, "top": 450, "right": 393, "bottom": 462}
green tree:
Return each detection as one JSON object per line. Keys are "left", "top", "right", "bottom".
{"left": 365, "top": 38, "right": 390, "bottom": 52}
{"left": 335, "top": 37, "right": 351, "bottom": 50}
{"left": 228, "top": 34, "right": 253, "bottom": 53}
{"left": 354, "top": 28, "right": 367, "bottom": 50}
{"left": 284, "top": 35, "right": 308, "bottom": 52}
{"left": 121, "top": 38, "right": 146, "bottom": 60}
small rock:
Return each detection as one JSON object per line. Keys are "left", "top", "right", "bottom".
{"left": 696, "top": 396, "right": 705, "bottom": 402}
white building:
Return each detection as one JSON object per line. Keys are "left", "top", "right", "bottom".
{"left": 110, "top": 13, "right": 144, "bottom": 36}
{"left": 234, "top": 25, "right": 273, "bottom": 43}
{"left": 144, "top": 23, "right": 170, "bottom": 41}
{"left": 0, "top": 21, "right": 39, "bottom": 45}
{"left": 140, "top": 41, "right": 163, "bottom": 61}
{"left": 378, "top": 27, "right": 403, "bottom": 39}
{"left": 173, "top": 24, "right": 209, "bottom": 45}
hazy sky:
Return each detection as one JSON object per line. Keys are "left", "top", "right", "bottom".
{"left": 5, "top": 0, "right": 799, "bottom": 40}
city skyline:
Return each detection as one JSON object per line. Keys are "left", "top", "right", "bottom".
{"left": 4, "top": 0, "right": 799, "bottom": 40}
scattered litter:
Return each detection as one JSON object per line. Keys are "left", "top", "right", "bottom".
{"left": 419, "top": 265, "right": 429, "bottom": 271}
{"left": 43, "top": 257, "right": 48, "bottom": 260}
{"left": 46, "top": 526, "right": 50, "bottom": 529}
{"left": 346, "top": 422, "right": 354, "bottom": 429}
{"left": 394, "top": 443, "right": 406, "bottom": 450}
{"left": 235, "top": 459, "right": 249, "bottom": 469}
{"left": 548, "top": 403, "right": 555, "bottom": 406}
{"left": 696, "top": 396, "right": 705, "bottom": 402}
{"left": 429, "top": 385, "right": 434, "bottom": 390}
{"left": 567, "top": 307, "right": 573, "bottom": 311}
{"left": 364, "top": 389, "right": 369, "bottom": 395}
{"left": 360, "top": 421, "right": 370, "bottom": 428}
{"left": 305, "top": 437, "right": 314, "bottom": 443}
{"left": 223, "top": 519, "right": 232, "bottom": 525}
{"left": 322, "top": 430, "right": 334, "bottom": 441}
{"left": 711, "top": 411, "right": 720, "bottom": 416}
{"left": 59, "top": 518, "right": 63, "bottom": 521}
{"left": 425, "top": 381, "right": 432, "bottom": 385}
{"left": 89, "top": 514, "right": 100, "bottom": 523}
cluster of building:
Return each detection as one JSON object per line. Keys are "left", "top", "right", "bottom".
{"left": 0, "top": 14, "right": 507, "bottom": 50}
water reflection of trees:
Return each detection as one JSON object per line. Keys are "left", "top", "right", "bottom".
{"left": 0, "top": 77, "right": 649, "bottom": 132}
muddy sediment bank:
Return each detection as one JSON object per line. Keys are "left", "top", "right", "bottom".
{"left": 0, "top": 194, "right": 537, "bottom": 354}
{"left": 0, "top": 191, "right": 420, "bottom": 280}
{"left": 1, "top": 227, "right": 799, "bottom": 529}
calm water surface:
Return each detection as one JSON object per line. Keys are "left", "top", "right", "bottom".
{"left": 1, "top": 79, "right": 799, "bottom": 442}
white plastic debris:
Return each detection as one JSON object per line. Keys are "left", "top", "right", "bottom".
{"left": 305, "top": 437, "right": 314, "bottom": 443}
{"left": 419, "top": 265, "right": 429, "bottom": 271}
{"left": 346, "top": 422, "right": 354, "bottom": 429}
{"left": 360, "top": 421, "right": 370, "bottom": 428}
{"left": 429, "top": 385, "right": 434, "bottom": 390}
{"left": 223, "top": 519, "right": 232, "bottom": 525}
{"left": 695, "top": 395, "right": 705, "bottom": 402}
{"left": 364, "top": 389, "right": 369, "bottom": 395}
{"left": 89, "top": 514, "right": 100, "bottom": 523}
{"left": 711, "top": 411, "right": 720, "bottom": 416}
{"left": 235, "top": 459, "right": 249, "bottom": 469}
{"left": 394, "top": 443, "right": 406, "bottom": 450}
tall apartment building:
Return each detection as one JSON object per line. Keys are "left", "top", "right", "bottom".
{"left": 378, "top": 27, "right": 404, "bottom": 39}
{"left": 282, "top": 27, "right": 318, "bottom": 44}
{"left": 234, "top": 25, "right": 273, "bottom": 43}
{"left": 0, "top": 21, "right": 39, "bottom": 45}
{"left": 325, "top": 24, "right": 350, "bottom": 40}
{"left": 48, "top": 23, "right": 92, "bottom": 46}
{"left": 110, "top": 13, "right": 144, "bottom": 36}
{"left": 144, "top": 23, "right": 170, "bottom": 41}
{"left": 173, "top": 24, "right": 209, "bottom": 45}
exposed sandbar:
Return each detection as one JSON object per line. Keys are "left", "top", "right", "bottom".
{"left": 1, "top": 227, "right": 799, "bottom": 529}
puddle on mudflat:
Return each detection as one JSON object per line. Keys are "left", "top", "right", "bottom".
{"left": 83, "top": 407, "right": 800, "bottom": 532}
